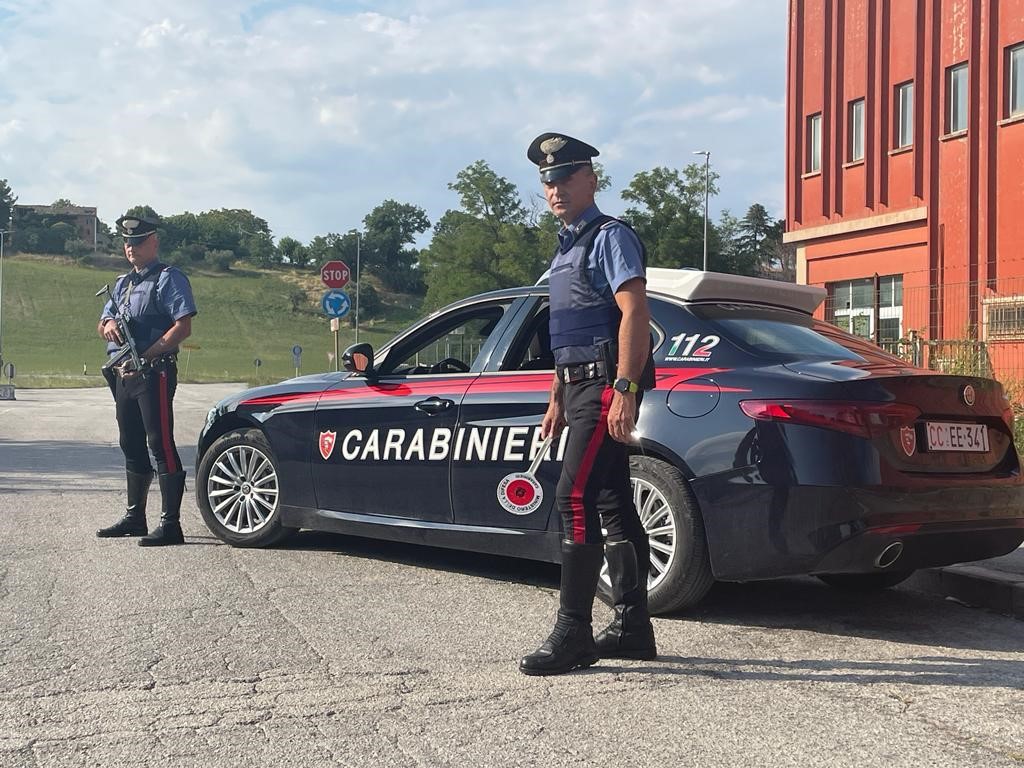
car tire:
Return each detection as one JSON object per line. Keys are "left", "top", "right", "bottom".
{"left": 598, "top": 456, "right": 715, "bottom": 614}
{"left": 196, "top": 429, "right": 297, "bottom": 548}
{"left": 816, "top": 571, "right": 916, "bottom": 591}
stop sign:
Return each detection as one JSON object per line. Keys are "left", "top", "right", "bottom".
{"left": 320, "top": 260, "right": 351, "bottom": 289}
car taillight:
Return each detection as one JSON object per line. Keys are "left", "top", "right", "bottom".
{"left": 739, "top": 400, "right": 921, "bottom": 439}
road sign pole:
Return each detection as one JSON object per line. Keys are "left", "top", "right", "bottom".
{"left": 334, "top": 323, "right": 340, "bottom": 372}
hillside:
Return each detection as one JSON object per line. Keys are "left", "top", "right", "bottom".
{"left": 0, "top": 254, "right": 424, "bottom": 388}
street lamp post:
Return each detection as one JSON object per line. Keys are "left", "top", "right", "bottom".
{"left": 693, "top": 150, "right": 711, "bottom": 271}
{"left": 0, "top": 228, "right": 9, "bottom": 367}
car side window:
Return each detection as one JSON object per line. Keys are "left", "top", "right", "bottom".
{"left": 502, "top": 305, "right": 555, "bottom": 371}
{"left": 383, "top": 303, "right": 510, "bottom": 376}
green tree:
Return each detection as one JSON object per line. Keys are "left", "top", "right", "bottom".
{"left": 161, "top": 212, "right": 202, "bottom": 254}
{"left": 736, "top": 204, "right": 775, "bottom": 268}
{"left": 121, "top": 204, "right": 162, "bottom": 222}
{"left": 719, "top": 203, "right": 790, "bottom": 279}
{"left": 420, "top": 161, "right": 548, "bottom": 309}
{"left": 307, "top": 234, "right": 340, "bottom": 266}
{"left": 278, "top": 236, "right": 311, "bottom": 268}
{"left": 621, "top": 165, "right": 720, "bottom": 270}
{"left": 0, "top": 179, "right": 17, "bottom": 230}
{"left": 361, "top": 200, "right": 430, "bottom": 292}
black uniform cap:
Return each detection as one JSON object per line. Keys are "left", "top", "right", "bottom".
{"left": 527, "top": 133, "right": 600, "bottom": 182}
{"left": 116, "top": 214, "right": 160, "bottom": 240}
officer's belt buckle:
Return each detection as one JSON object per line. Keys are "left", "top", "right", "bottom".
{"left": 559, "top": 361, "right": 607, "bottom": 384}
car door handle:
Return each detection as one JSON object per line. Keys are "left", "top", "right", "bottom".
{"left": 415, "top": 397, "right": 454, "bottom": 414}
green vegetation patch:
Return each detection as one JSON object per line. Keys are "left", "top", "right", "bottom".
{"left": 0, "top": 257, "right": 419, "bottom": 387}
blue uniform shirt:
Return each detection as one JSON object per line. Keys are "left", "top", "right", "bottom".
{"left": 544, "top": 204, "right": 646, "bottom": 296}
{"left": 100, "top": 261, "right": 197, "bottom": 355}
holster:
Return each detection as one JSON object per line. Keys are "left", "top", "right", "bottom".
{"left": 102, "top": 366, "right": 116, "bottom": 397}
{"left": 601, "top": 334, "right": 656, "bottom": 390}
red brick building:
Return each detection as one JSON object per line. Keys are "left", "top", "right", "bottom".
{"left": 785, "top": 0, "right": 1024, "bottom": 378}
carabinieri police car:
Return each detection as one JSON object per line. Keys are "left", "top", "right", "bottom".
{"left": 195, "top": 270, "right": 1024, "bottom": 613}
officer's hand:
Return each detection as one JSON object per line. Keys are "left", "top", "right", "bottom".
{"left": 540, "top": 402, "right": 566, "bottom": 440}
{"left": 101, "top": 319, "right": 123, "bottom": 345}
{"left": 607, "top": 391, "right": 638, "bottom": 444}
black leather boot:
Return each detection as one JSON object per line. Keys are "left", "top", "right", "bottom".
{"left": 96, "top": 470, "right": 152, "bottom": 538}
{"left": 595, "top": 540, "right": 658, "bottom": 660}
{"left": 139, "top": 471, "right": 186, "bottom": 547}
{"left": 520, "top": 540, "right": 604, "bottom": 676}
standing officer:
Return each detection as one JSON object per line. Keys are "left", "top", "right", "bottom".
{"left": 520, "top": 133, "right": 657, "bottom": 676}
{"left": 96, "top": 214, "right": 197, "bottom": 546}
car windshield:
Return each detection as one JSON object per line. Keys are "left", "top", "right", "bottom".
{"left": 689, "top": 304, "right": 902, "bottom": 364}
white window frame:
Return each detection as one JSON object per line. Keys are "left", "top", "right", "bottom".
{"left": 848, "top": 99, "right": 865, "bottom": 162}
{"left": 828, "top": 275, "right": 903, "bottom": 341}
{"left": 1010, "top": 44, "right": 1024, "bottom": 118}
{"left": 983, "top": 295, "right": 1024, "bottom": 340}
{"left": 896, "top": 81, "right": 914, "bottom": 148}
{"left": 807, "top": 113, "right": 822, "bottom": 173}
{"left": 948, "top": 63, "right": 968, "bottom": 134}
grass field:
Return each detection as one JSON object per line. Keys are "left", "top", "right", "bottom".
{"left": 0, "top": 255, "right": 424, "bottom": 388}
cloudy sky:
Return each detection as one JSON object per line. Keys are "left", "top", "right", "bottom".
{"left": 0, "top": 0, "right": 788, "bottom": 243}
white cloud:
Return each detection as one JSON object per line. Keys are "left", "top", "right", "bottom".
{"left": 0, "top": 0, "right": 788, "bottom": 239}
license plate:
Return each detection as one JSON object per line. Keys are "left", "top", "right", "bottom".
{"left": 925, "top": 422, "right": 989, "bottom": 452}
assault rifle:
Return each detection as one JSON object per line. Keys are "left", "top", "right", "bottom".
{"left": 96, "top": 283, "right": 146, "bottom": 374}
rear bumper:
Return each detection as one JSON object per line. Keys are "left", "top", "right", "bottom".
{"left": 810, "top": 519, "right": 1024, "bottom": 575}
{"left": 695, "top": 477, "right": 1024, "bottom": 580}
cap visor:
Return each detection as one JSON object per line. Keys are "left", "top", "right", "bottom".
{"left": 540, "top": 164, "right": 587, "bottom": 183}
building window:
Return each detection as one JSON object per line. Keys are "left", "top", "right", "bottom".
{"left": 1010, "top": 44, "right": 1024, "bottom": 118}
{"left": 848, "top": 99, "right": 865, "bottom": 161}
{"left": 827, "top": 275, "right": 903, "bottom": 341}
{"left": 895, "top": 81, "right": 914, "bottom": 147}
{"left": 984, "top": 296, "right": 1024, "bottom": 339}
{"left": 807, "top": 113, "right": 822, "bottom": 173}
{"left": 947, "top": 63, "right": 968, "bottom": 134}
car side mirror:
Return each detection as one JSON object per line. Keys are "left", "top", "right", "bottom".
{"left": 342, "top": 343, "right": 375, "bottom": 377}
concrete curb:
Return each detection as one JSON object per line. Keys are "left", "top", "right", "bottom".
{"left": 913, "top": 563, "right": 1024, "bottom": 620}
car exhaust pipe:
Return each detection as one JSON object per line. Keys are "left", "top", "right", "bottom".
{"left": 874, "top": 541, "right": 904, "bottom": 569}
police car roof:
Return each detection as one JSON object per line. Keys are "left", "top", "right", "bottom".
{"left": 645, "top": 268, "right": 826, "bottom": 315}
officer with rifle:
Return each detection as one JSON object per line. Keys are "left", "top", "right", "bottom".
{"left": 96, "top": 214, "right": 197, "bottom": 546}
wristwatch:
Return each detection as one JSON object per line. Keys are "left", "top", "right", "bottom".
{"left": 613, "top": 377, "right": 639, "bottom": 394}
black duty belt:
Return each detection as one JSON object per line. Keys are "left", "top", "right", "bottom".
{"left": 558, "top": 360, "right": 608, "bottom": 385}
{"left": 110, "top": 353, "right": 177, "bottom": 379}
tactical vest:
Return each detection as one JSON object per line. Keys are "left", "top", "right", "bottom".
{"left": 549, "top": 215, "right": 642, "bottom": 366}
{"left": 107, "top": 264, "right": 173, "bottom": 356}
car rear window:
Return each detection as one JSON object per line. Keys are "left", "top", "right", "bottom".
{"left": 689, "top": 304, "right": 902, "bottom": 364}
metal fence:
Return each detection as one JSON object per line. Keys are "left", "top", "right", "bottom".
{"left": 815, "top": 269, "right": 1024, "bottom": 388}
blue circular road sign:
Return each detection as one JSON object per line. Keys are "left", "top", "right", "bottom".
{"left": 321, "top": 289, "right": 351, "bottom": 319}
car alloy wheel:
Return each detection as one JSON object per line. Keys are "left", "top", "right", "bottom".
{"left": 197, "top": 429, "right": 296, "bottom": 547}
{"left": 208, "top": 443, "right": 279, "bottom": 534}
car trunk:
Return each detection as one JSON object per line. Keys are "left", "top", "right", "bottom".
{"left": 783, "top": 360, "right": 1015, "bottom": 475}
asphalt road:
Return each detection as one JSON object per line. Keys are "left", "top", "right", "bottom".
{"left": 1, "top": 385, "right": 1022, "bottom": 768}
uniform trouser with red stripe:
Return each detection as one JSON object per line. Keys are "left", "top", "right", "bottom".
{"left": 111, "top": 359, "right": 182, "bottom": 476}
{"left": 556, "top": 378, "right": 646, "bottom": 549}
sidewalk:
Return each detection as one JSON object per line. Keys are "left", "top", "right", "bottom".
{"left": 911, "top": 544, "right": 1024, "bottom": 620}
